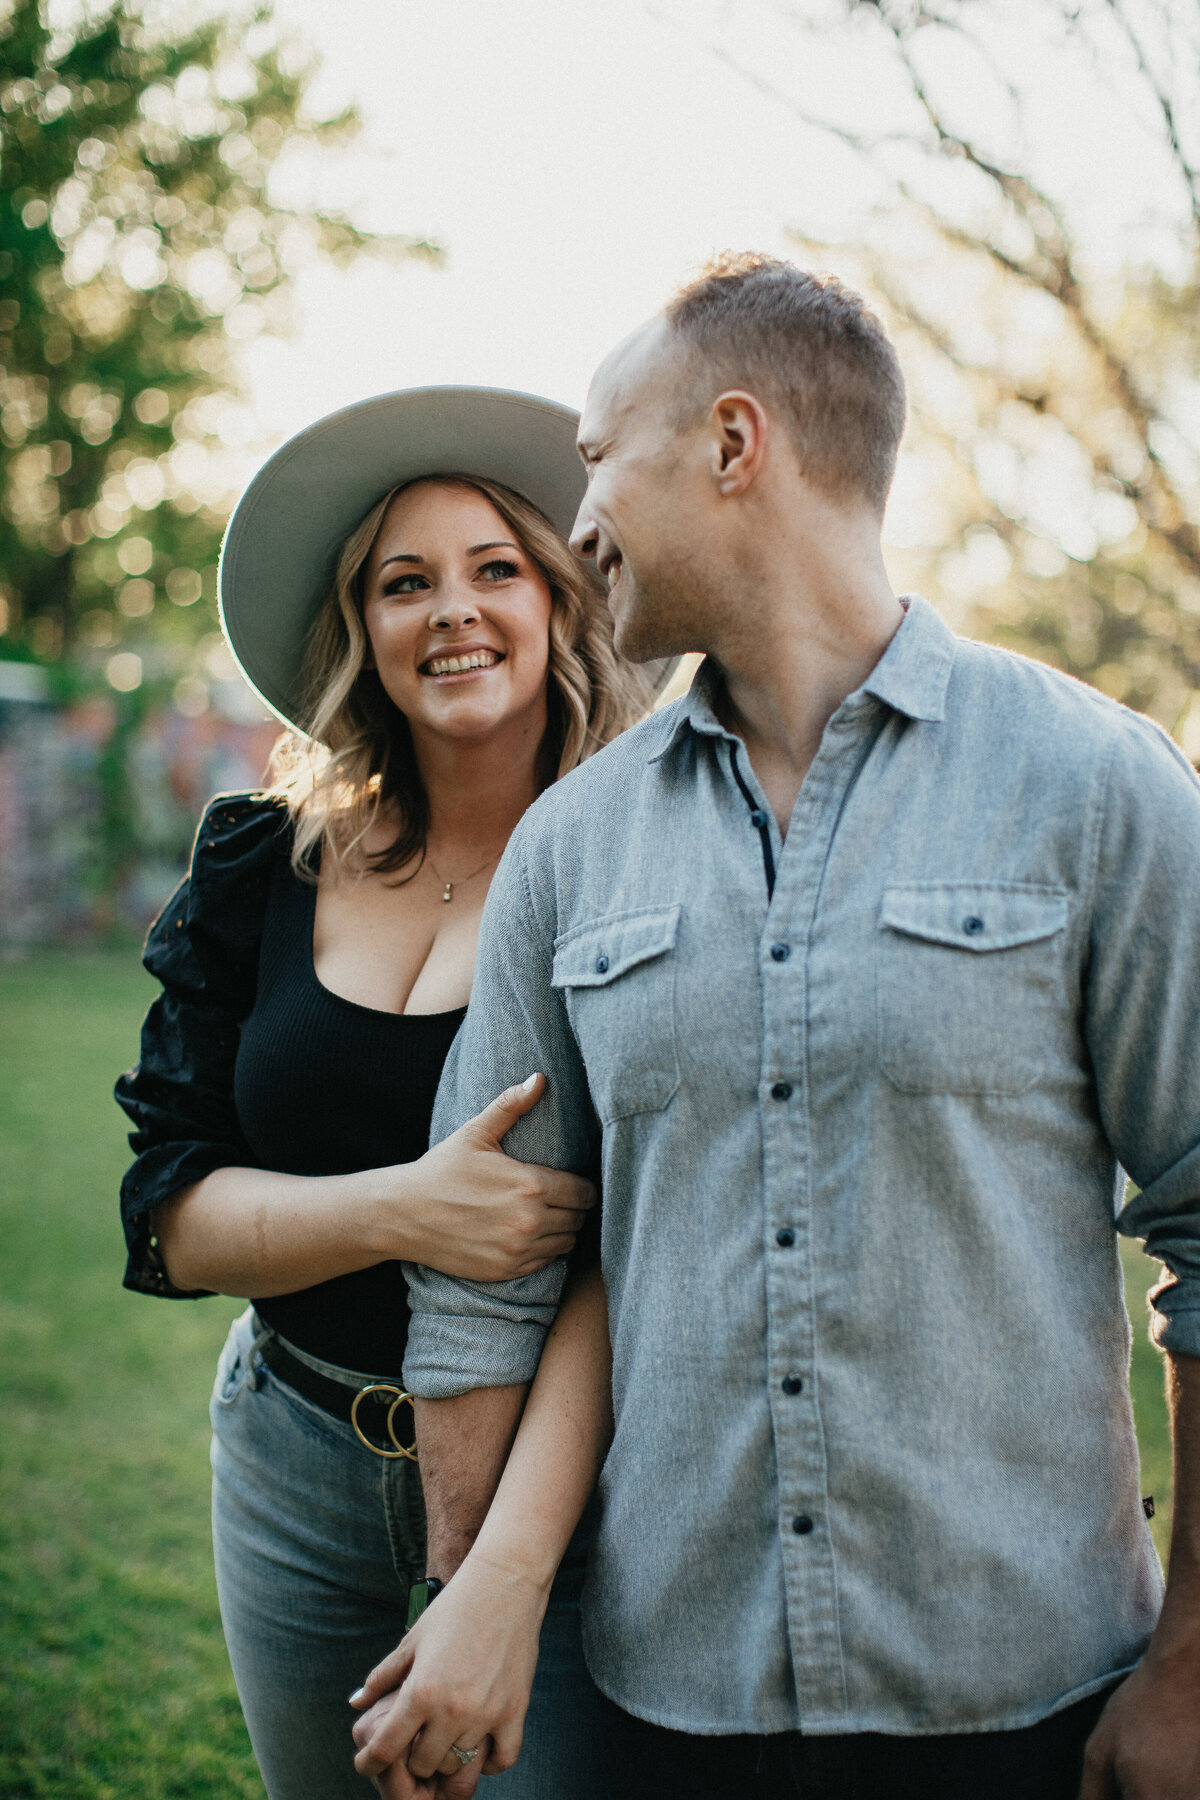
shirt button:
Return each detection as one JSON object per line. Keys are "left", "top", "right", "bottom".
{"left": 749, "top": 809, "right": 767, "bottom": 830}
{"left": 595, "top": 955, "right": 610, "bottom": 974}
{"left": 771, "top": 1082, "right": 792, "bottom": 1101}
{"left": 963, "top": 916, "right": 985, "bottom": 936}
{"left": 792, "top": 1515, "right": 815, "bottom": 1536}
{"left": 770, "top": 943, "right": 791, "bottom": 962}
{"left": 782, "top": 1375, "right": 803, "bottom": 1395}
{"left": 776, "top": 1228, "right": 795, "bottom": 1248}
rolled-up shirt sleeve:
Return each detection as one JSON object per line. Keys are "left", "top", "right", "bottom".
{"left": 403, "top": 816, "right": 598, "bottom": 1398}
{"left": 1088, "top": 718, "right": 1200, "bottom": 1355}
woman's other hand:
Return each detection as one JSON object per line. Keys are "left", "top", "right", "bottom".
{"left": 350, "top": 1548, "right": 548, "bottom": 1791}
{"left": 392, "top": 1073, "right": 595, "bottom": 1281}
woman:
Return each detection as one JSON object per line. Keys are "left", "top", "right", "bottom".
{"left": 115, "top": 387, "right": 664, "bottom": 1800}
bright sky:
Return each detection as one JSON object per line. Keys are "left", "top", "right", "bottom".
{"left": 227, "top": 0, "right": 1185, "bottom": 543}
{"left": 245, "top": 0, "right": 813, "bottom": 429}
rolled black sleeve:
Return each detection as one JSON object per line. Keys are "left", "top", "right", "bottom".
{"left": 114, "top": 793, "right": 284, "bottom": 1298}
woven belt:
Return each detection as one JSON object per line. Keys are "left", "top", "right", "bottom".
{"left": 258, "top": 1335, "right": 417, "bottom": 1460}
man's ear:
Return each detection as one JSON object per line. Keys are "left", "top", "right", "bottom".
{"left": 707, "top": 391, "right": 769, "bottom": 496}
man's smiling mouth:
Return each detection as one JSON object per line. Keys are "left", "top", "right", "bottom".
{"left": 420, "top": 649, "right": 505, "bottom": 677}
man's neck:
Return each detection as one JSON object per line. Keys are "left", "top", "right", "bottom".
{"left": 707, "top": 520, "right": 903, "bottom": 833}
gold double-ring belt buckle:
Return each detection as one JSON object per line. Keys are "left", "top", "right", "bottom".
{"left": 350, "top": 1383, "right": 418, "bottom": 1461}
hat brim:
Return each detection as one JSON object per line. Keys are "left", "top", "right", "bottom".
{"left": 218, "top": 385, "right": 672, "bottom": 734}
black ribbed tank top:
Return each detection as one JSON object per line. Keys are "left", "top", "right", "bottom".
{"left": 234, "top": 845, "right": 466, "bottom": 1375}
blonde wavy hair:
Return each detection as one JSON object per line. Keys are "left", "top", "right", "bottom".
{"left": 268, "top": 474, "right": 656, "bottom": 878}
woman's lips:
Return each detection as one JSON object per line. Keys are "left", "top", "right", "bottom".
{"left": 420, "top": 649, "right": 505, "bottom": 678}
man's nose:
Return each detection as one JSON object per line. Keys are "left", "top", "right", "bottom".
{"left": 570, "top": 505, "right": 598, "bottom": 562}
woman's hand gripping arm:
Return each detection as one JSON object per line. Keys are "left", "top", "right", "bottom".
{"left": 349, "top": 1262, "right": 614, "bottom": 1796}
{"left": 152, "top": 1074, "right": 595, "bottom": 1296}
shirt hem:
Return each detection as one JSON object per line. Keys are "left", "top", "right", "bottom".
{"left": 586, "top": 1660, "right": 1137, "bottom": 1739}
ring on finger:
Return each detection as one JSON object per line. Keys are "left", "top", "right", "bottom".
{"left": 449, "top": 1743, "right": 479, "bottom": 1766}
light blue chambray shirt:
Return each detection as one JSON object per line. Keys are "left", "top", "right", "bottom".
{"left": 404, "top": 595, "right": 1200, "bottom": 1738}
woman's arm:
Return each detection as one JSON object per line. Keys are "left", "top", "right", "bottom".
{"left": 350, "top": 1262, "right": 614, "bottom": 1791}
{"left": 154, "top": 1074, "right": 595, "bottom": 1296}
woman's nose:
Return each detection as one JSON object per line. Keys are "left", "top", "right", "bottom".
{"left": 430, "top": 587, "right": 480, "bottom": 629}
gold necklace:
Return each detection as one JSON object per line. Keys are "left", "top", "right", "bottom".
{"left": 424, "top": 846, "right": 502, "bottom": 903}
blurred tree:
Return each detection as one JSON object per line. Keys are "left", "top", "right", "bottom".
{"left": 0, "top": 0, "right": 438, "bottom": 688}
{"left": 676, "top": 0, "right": 1200, "bottom": 744}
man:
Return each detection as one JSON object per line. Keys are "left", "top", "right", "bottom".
{"left": 364, "top": 255, "right": 1200, "bottom": 1797}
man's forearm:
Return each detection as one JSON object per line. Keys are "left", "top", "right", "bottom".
{"left": 1079, "top": 1351, "right": 1200, "bottom": 1799}
{"left": 414, "top": 1386, "right": 529, "bottom": 1579}
{"left": 469, "top": 1263, "right": 613, "bottom": 1590}
{"left": 413, "top": 1265, "right": 613, "bottom": 1585}
{"left": 351, "top": 1268, "right": 614, "bottom": 1788}
{"left": 1152, "top": 1351, "right": 1200, "bottom": 1650}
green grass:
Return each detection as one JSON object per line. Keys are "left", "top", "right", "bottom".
{"left": 0, "top": 955, "right": 262, "bottom": 1800}
{"left": 0, "top": 956, "right": 1176, "bottom": 1797}
{"left": 1121, "top": 1234, "right": 1174, "bottom": 1563}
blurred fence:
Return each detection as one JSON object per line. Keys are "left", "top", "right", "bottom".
{"left": 0, "top": 662, "right": 278, "bottom": 950}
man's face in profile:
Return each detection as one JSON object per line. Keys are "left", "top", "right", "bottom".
{"left": 571, "top": 320, "right": 713, "bottom": 665}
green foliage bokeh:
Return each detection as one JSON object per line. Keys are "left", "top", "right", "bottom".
{"left": 0, "top": 0, "right": 436, "bottom": 680}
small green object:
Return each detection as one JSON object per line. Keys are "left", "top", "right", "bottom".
{"left": 406, "top": 1577, "right": 444, "bottom": 1631}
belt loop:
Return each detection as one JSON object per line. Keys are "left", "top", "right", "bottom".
{"left": 247, "top": 1311, "right": 273, "bottom": 1390}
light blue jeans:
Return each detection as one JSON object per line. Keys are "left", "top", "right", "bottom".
{"left": 210, "top": 1307, "right": 606, "bottom": 1800}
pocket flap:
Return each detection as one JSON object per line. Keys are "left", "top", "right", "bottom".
{"left": 552, "top": 904, "right": 681, "bottom": 988}
{"left": 879, "top": 884, "right": 1068, "bottom": 952}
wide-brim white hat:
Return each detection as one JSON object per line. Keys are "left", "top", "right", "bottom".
{"left": 219, "top": 384, "right": 668, "bottom": 735}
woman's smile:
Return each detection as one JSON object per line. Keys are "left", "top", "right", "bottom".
{"left": 420, "top": 645, "right": 506, "bottom": 680}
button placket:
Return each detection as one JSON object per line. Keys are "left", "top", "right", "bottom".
{"left": 758, "top": 721, "right": 880, "bottom": 1720}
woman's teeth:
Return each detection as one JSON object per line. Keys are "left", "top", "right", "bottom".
{"left": 607, "top": 562, "right": 621, "bottom": 590}
{"left": 424, "top": 650, "right": 501, "bottom": 676}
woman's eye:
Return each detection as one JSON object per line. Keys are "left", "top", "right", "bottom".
{"left": 479, "top": 559, "right": 519, "bottom": 582}
{"left": 383, "top": 574, "right": 429, "bottom": 596}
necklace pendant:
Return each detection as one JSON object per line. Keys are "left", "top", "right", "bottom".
{"left": 442, "top": 882, "right": 453, "bottom": 903}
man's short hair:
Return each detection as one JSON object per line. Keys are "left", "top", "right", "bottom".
{"left": 663, "top": 253, "right": 906, "bottom": 515}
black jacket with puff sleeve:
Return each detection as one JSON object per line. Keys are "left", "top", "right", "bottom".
{"left": 114, "top": 792, "right": 286, "bottom": 1298}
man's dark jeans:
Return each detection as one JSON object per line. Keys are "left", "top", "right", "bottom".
{"left": 602, "top": 1684, "right": 1117, "bottom": 1800}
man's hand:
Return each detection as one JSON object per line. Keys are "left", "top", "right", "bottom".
{"left": 1078, "top": 1651, "right": 1200, "bottom": 1798}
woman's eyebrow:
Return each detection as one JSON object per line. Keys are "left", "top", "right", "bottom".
{"left": 376, "top": 541, "right": 518, "bottom": 572}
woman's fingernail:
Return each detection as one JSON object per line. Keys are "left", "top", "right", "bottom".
{"left": 348, "top": 1687, "right": 366, "bottom": 1706}
{"left": 522, "top": 1072, "right": 539, "bottom": 1091}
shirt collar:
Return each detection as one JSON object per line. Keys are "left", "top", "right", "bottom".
{"left": 859, "top": 594, "right": 953, "bottom": 724}
{"left": 645, "top": 593, "right": 954, "bottom": 763}
{"left": 645, "top": 659, "right": 735, "bottom": 763}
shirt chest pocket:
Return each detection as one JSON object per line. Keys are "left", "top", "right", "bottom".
{"left": 552, "top": 905, "right": 681, "bottom": 1124}
{"left": 876, "top": 883, "right": 1069, "bottom": 1096}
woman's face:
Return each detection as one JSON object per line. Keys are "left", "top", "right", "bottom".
{"left": 361, "top": 481, "right": 554, "bottom": 749}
